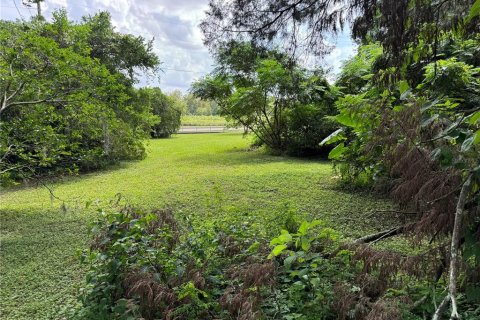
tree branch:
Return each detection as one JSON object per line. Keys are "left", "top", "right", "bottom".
{"left": 354, "top": 226, "right": 405, "bottom": 244}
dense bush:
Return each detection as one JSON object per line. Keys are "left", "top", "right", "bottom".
{"left": 75, "top": 206, "right": 480, "bottom": 319}
{"left": 0, "top": 11, "right": 160, "bottom": 186}
{"left": 321, "top": 29, "right": 480, "bottom": 320}
{"left": 191, "top": 42, "right": 338, "bottom": 156}
{"left": 76, "top": 207, "right": 270, "bottom": 319}
{"left": 133, "top": 88, "right": 181, "bottom": 138}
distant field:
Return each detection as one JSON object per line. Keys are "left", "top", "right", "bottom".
{"left": 181, "top": 115, "right": 229, "bottom": 126}
{"left": 0, "top": 133, "right": 398, "bottom": 319}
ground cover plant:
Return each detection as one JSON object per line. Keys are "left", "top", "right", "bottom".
{"left": 73, "top": 197, "right": 479, "bottom": 319}
{"left": 0, "top": 133, "right": 398, "bottom": 319}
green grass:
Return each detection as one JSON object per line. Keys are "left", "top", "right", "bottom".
{"left": 0, "top": 133, "right": 397, "bottom": 319}
{"left": 181, "top": 115, "right": 229, "bottom": 126}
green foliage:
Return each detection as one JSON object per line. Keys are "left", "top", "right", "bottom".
{"left": 71, "top": 204, "right": 480, "bottom": 319}
{"left": 133, "top": 88, "right": 181, "bottom": 138}
{"left": 0, "top": 11, "right": 160, "bottom": 185}
{"left": 467, "top": 0, "right": 480, "bottom": 22}
{"left": 265, "top": 221, "right": 352, "bottom": 319}
{"left": 76, "top": 205, "right": 273, "bottom": 319}
{"left": 324, "top": 29, "right": 480, "bottom": 318}
{"left": 82, "top": 11, "right": 159, "bottom": 84}
{"left": 336, "top": 43, "right": 383, "bottom": 94}
{"left": 328, "top": 36, "right": 480, "bottom": 187}
{"left": 182, "top": 93, "right": 220, "bottom": 116}
{"left": 75, "top": 209, "right": 187, "bottom": 319}
{"left": 192, "top": 42, "right": 338, "bottom": 156}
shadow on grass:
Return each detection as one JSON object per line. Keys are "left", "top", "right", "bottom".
{"left": 0, "top": 160, "right": 135, "bottom": 196}
{"left": 175, "top": 146, "right": 331, "bottom": 167}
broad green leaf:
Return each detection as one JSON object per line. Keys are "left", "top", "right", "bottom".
{"left": 284, "top": 255, "right": 296, "bottom": 270}
{"left": 420, "top": 98, "right": 441, "bottom": 112}
{"left": 298, "top": 221, "right": 309, "bottom": 235}
{"left": 271, "top": 244, "right": 287, "bottom": 257}
{"left": 461, "top": 137, "right": 474, "bottom": 152}
{"left": 467, "top": 0, "right": 480, "bottom": 22}
{"left": 335, "top": 113, "right": 359, "bottom": 128}
{"left": 469, "top": 111, "right": 480, "bottom": 125}
{"left": 473, "top": 129, "right": 480, "bottom": 145}
{"left": 297, "top": 268, "right": 309, "bottom": 277}
{"left": 328, "top": 143, "right": 347, "bottom": 160}
{"left": 301, "top": 238, "right": 311, "bottom": 251}
{"left": 270, "top": 232, "right": 293, "bottom": 245}
{"left": 421, "top": 114, "right": 439, "bottom": 127}
{"left": 398, "top": 80, "right": 409, "bottom": 94}
{"left": 361, "top": 73, "right": 374, "bottom": 80}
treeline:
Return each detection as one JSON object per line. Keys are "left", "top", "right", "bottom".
{"left": 0, "top": 11, "right": 180, "bottom": 186}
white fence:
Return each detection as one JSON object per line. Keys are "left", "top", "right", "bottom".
{"left": 177, "top": 126, "right": 242, "bottom": 134}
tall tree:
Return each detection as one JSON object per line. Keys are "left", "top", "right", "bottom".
{"left": 0, "top": 11, "right": 161, "bottom": 185}
{"left": 82, "top": 12, "right": 160, "bottom": 84}
{"left": 201, "top": 0, "right": 479, "bottom": 67}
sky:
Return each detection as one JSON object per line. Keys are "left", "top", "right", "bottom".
{"left": 0, "top": 0, "right": 356, "bottom": 93}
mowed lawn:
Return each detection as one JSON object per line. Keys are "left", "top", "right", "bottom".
{"left": 0, "top": 133, "right": 395, "bottom": 319}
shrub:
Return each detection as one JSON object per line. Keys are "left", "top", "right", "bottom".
{"left": 76, "top": 206, "right": 478, "bottom": 319}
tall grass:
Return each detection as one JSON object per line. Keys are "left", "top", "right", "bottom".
{"left": 181, "top": 115, "right": 228, "bottom": 126}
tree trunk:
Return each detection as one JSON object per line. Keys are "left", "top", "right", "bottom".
{"left": 432, "top": 175, "right": 472, "bottom": 320}
{"left": 102, "top": 120, "right": 110, "bottom": 155}
{"left": 37, "top": 1, "right": 42, "bottom": 17}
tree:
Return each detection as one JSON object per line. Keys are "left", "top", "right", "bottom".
{"left": 82, "top": 12, "right": 160, "bottom": 85}
{"left": 0, "top": 11, "right": 160, "bottom": 185}
{"left": 192, "top": 42, "right": 337, "bottom": 155}
{"left": 322, "top": 27, "right": 480, "bottom": 320}
{"left": 335, "top": 43, "right": 382, "bottom": 94}
{"left": 201, "top": 0, "right": 479, "bottom": 67}
{"left": 133, "top": 88, "right": 182, "bottom": 138}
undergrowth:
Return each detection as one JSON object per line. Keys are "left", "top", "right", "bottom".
{"left": 74, "top": 206, "right": 480, "bottom": 319}
{"left": 0, "top": 133, "right": 398, "bottom": 319}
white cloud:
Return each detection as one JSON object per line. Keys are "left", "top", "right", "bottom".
{"left": 2, "top": 0, "right": 354, "bottom": 91}
{"left": 323, "top": 29, "right": 357, "bottom": 82}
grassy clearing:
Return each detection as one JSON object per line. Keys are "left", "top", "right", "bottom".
{"left": 181, "top": 115, "right": 228, "bottom": 126}
{"left": 0, "top": 133, "right": 397, "bottom": 319}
